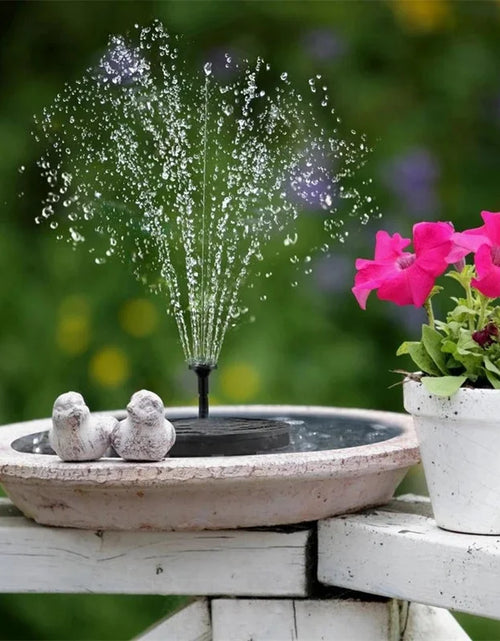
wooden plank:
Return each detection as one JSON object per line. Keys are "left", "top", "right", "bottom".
{"left": 134, "top": 599, "right": 211, "bottom": 641}
{"left": 211, "top": 598, "right": 401, "bottom": 641}
{"left": 318, "top": 494, "right": 500, "bottom": 619}
{"left": 402, "top": 604, "right": 471, "bottom": 641}
{"left": 0, "top": 498, "right": 312, "bottom": 596}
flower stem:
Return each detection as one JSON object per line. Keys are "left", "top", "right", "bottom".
{"left": 424, "top": 298, "right": 435, "bottom": 329}
{"left": 463, "top": 274, "right": 475, "bottom": 332}
{"left": 477, "top": 294, "right": 490, "bottom": 330}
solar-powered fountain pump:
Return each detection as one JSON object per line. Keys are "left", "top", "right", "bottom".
{"left": 189, "top": 361, "right": 216, "bottom": 419}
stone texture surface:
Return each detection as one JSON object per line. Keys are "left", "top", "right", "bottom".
{"left": 50, "top": 392, "right": 116, "bottom": 461}
{"left": 111, "top": 390, "right": 176, "bottom": 461}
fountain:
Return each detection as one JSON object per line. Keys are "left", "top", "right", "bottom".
{"left": 0, "top": 22, "right": 418, "bottom": 530}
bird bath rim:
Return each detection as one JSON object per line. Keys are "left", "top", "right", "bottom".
{"left": 0, "top": 404, "right": 418, "bottom": 485}
{"left": 0, "top": 405, "right": 419, "bottom": 530}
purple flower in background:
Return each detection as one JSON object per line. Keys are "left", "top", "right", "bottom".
{"left": 97, "top": 36, "right": 149, "bottom": 86}
{"left": 382, "top": 148, "right": 440, "bottom": 217}
{"left": 313, "top": 254, "right": 351, "bottom": 294}
{"left": 289, "top": 155, "right": 336, "bottom": 212}
{"left": 302, "top": 28, "right": 347, "bottom": 62}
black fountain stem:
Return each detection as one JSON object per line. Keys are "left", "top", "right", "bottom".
{"left": 190, "top": 363, "right": 216, "bottom": 419}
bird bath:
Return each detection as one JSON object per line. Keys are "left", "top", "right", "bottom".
{"left": 0, "top": 405, "right": 418, "bottom": 530}
{"left": 0, "top": 24, "right": 419, "bottom": 531}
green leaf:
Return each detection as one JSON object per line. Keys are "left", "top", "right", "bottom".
{"left": 421, "top": 375, "right": 467, "bottom": 397}
{"left": 454, "top": 353, "right": 482, "bottom": 378}
{"left": 456, "top": 329, "right": 480, "bottom": 355}
{"left": 449, "top": 305, "right": 478, "bottom": 318}
{"left": 485, "top": 369, "right": 500, "bottom": 389}
{"left": 484, "top": 357, "right": 500, "bottom": 376}
{"left": 399, "top": 341, "right": 441, "bottom": 376}
{"left": 421, "top": 325, "right": 447, "bottom": 374}
{"left": 441, "top": 339, "right": 458, "bottom": 354}
{"left": 446, "top": 271, "right": 464, "bottom": 285}
{"left": 427, "top": 285, "right": 443, "bottom": 299}
{"left": 446, "top": 265, "right": 476, "bottom": 289}
{"left": 396, "top": 341, "right": 412, "bottom": 356}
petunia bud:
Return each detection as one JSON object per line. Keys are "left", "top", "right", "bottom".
{"left": 472, "top": 322, "right": 499, "bottom": 348}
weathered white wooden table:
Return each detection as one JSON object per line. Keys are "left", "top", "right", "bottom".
{"left": 1, "top": 494, "right": 491, "bottom": 640}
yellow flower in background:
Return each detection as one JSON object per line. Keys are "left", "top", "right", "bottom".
{"left": 390, "top": 0, "right": 452, "bottom": 32}
{"left": 56, "top": 295, "right": 91, "bottom": 356}
{"left": 219, "top": 362, "right": 260, "bottom": 402}
{"left": 89, "top": 346, "right": 130, "bottom": 387}
{"left": 119, "top": 298, "right": 159, "bottom": 337}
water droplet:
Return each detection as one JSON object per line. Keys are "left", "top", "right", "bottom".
{"left": 70, "top": 227, "right": 85, "bottom": 243}
{"left": 284, "top": 232, "right": 298, "bottom": 246}
{"left": 280, "top": 72, "right": 288, "bottom": 81}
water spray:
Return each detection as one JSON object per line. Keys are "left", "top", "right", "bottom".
{"left": 34, "top": 24, "right": 374, "bottom": 376}
{"left": 189, "top": 362, "right": 216, "bottom": 419}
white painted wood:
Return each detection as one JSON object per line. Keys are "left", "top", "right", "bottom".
{"left": 0, "top": 498, "right": 311, "bottom": 596}
{"left": 134, "top": 599, "right": 211, "bottom": 641}
{"left": 402, "top": 603, "right": 471, "bottom": 641}
{"left": 318, "top": 494, "right": 500, "bottom": 619}
{"left": 211, "top": 598, "right": 401, "bottom": 641}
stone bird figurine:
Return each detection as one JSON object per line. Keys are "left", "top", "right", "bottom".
{"left": 111, "top": 390, "right": 176, "bottom": 461}
{"left": 50, "top": 391, "right": 116, "bottom": 461}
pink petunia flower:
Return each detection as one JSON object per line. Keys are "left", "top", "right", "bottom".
{"left": 352, "top": 221, "right": 454, "bottom": 309}
{"left": 453, "top": 211, "right": 500, "bottom": 298}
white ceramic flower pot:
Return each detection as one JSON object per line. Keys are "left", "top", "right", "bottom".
{"left": 404, "top": 378, "right": 500, "bottom": 534}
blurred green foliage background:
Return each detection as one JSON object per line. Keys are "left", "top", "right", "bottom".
{"left": 0, "top": 1, "right": 500, "bottom": 639}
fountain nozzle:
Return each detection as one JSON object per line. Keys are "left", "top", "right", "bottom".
{"left": 189, "top": 362, "right": 216, "bottom": 419}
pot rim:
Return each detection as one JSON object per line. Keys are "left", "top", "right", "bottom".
{"left": 403, "top": 376, "right": 500, "bottom": 419}
{"left": 403, "top": 375, "right": 500, "bottom": 397}
{"left": 0, "top": 404, "right": 419, "bottom": 487}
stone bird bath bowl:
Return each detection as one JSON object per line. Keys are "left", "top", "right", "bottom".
{"left": 0, "top": 405, "right": 419, "bottom": 531}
